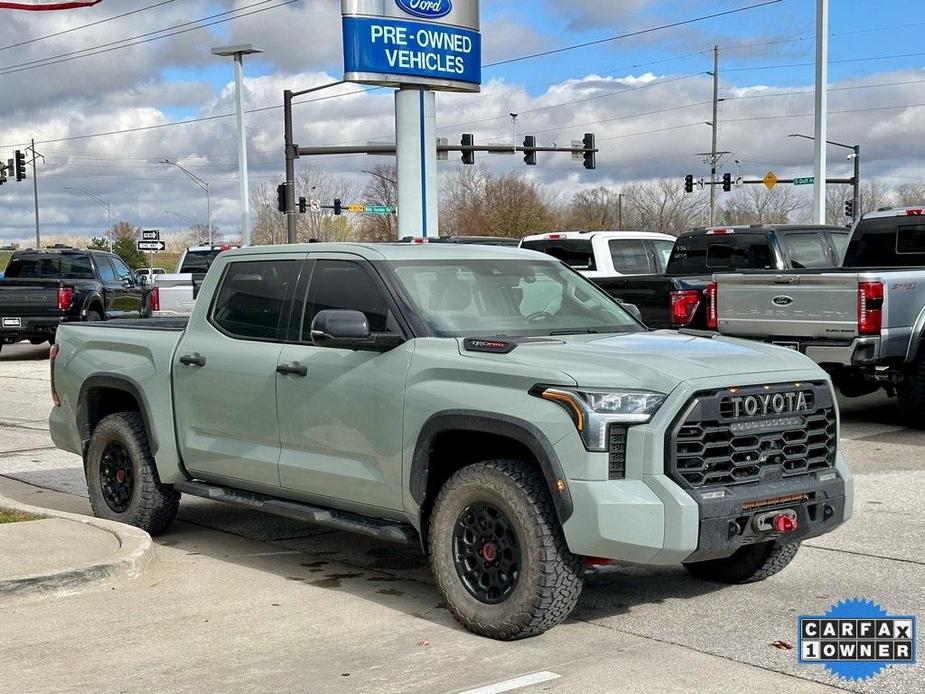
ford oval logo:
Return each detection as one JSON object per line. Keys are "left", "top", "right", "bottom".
{"left": 772, "top": 295, "right": 794, "bottom": 307}
{"left": 395, "top": 0, "right": 452, "bottom": 19}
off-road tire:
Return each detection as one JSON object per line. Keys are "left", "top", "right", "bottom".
{"left": 429, "top": 460, "right": 583, "bottom": 640}
{"left": 898, "top": 352, "right": 925, "bottom": 429}
{"left": 85, "top": 412, "right": 179, "bottom": 535}
{"left": 684, "top": 540, "right": 800, "bottom": 584}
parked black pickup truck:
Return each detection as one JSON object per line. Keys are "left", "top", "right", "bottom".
{"left": 596, "top": 225, "right": 850, "bottom": 330}
{"left": 0, "top": 247, "right": 150, "bottom": 350}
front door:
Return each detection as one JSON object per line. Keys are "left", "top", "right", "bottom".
{"left": 108, "top": 255, "right": 144, "bottom": 318}
{"left": 173, "top": 255, "right": 303, "bottom": 490}
{"left": 95, "top": 256, "right": 125, "bottom": 319}
{"left": 276, "top": 256, "right": 410, "bottom": 512}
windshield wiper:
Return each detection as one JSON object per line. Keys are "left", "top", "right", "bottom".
{"left": 549, "top": 329, "right": 600, "bottom": 336}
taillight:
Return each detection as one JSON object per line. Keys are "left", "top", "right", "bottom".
{"left": 50, "top": 343, "right": 60, "bottom": 407}
{"left": 705, "top": 282, "right": 718, "bottom": 330}
{"left": 858, "top": 282, "right": 884, "bottom": 335}
{"left": 57, "top": 287, "right": 74, "bottom": 312}
{"left": 670, "top": 290, "right": 701, "bottom": 327}
{"left": 149, "top": 286, "right": 160, "bottom": 313}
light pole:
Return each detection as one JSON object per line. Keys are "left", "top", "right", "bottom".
{"left": 160, "top": 159, "right": 212, "bottom": 245}
{"left": 212, "top": 44, "right": 263, "bottom": 247}
{"left": 789, "top": 134, "right": 860, "bottom": 221}
{"left": 813, "top": 0, "right": 829, "bottom": 224}
{"left": 65, "top": 186, "right": 111, "bottom": 250}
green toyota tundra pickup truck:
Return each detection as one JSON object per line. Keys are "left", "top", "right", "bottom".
{"left": 49, "top": 243, "right": 854, "bottom": 639}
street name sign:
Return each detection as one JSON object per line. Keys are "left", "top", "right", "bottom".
{"left": 137, "top": 240, "right": 166, "bottom": 252}
{"left": 342, "top": 0, "right": 481, "bottom": 92}
{"left": 793, "top": 177, "right": 815, "bottom": 186}
{"left": 142, "top": 229, "right": 160, "bottom": 241}
{"left": 365, "top": 205, "right": 395, "bottom": 215}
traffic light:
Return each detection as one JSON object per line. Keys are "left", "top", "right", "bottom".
{"left": 333, "top": 199, "right": 343, "bottom": 216}
{"left": 523, "top": 135, "right": 537, "bottom": 166}
{"left": 582, "top": 133, "right": 596, "bottom": 170}
{"left": 14, "top": 150, "right": 26, "bottom": 182}
{"left": 722, "top": 173, "right": 732, "bottom": 192}
{"left": 845, "top": 199, "right": 855, "bottom": 219}
{"left": 276, "top": 183, "right": 287, "bottom": 213}
{"left": 298, "top": 197, "right": 307, "bottom": 214}
{"left": 684, "top": 175, "right": 694, "bottom": 194}
{"left": 461, "top": 133, "right": 475, "bottom": 165}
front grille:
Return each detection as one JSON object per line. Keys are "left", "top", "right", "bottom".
{"left": 668, "top": 383, "right": 837, "bottom": 489}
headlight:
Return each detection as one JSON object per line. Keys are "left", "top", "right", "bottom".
{"left": 532, "top": 386, "right": 666, "bottom": 451}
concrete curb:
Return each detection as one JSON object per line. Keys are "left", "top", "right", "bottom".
{"left": 0, "top": 494, "right": 155, "bottom": 599}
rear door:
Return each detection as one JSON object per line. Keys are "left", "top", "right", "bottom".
{"left": 275, "top": 254, "right": 410, "bottom": 512}
{"left": 716, "top": 272, "right": 861, "bottom": 339}
{"left": 107, "top": 255, "right": 144, "bottom": 318}
{"left": 173, "top": 254, "right": 303, "bottom": 489}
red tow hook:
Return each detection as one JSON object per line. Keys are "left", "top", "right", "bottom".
{"left": 773, "top": 513, "right": 798, "bottom": 534}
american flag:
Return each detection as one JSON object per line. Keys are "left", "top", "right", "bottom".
{"left": 0, "top": 0, "right": 101, "bottom": 9}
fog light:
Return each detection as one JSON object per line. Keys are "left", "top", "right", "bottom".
{"left": 773, "top": 513, "right": 798, "bottom": 534}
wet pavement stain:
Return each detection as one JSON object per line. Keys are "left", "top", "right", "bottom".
{"left": 366, "top": 576, "right": 400, "bottom": 583}
{"left": 377, "top": 588, "right": 405, "bottom": 597}
{"left": 300, "top": 561, "right": 328, "bottom": 569}
{"left": 286, "top": 576, "right": 306, "bottom": 582}
{"left": 309, "top": 572, "right": 364, "bottom": 589}
{"left": 365, "top": 546, "right": 426, "bottom": 570}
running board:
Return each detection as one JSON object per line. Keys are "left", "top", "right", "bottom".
{"left": 174, "top": 480, "right": 418, "bottom": 545}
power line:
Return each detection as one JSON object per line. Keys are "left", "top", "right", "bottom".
{"left": 0, "top": 0, "right": 176, "bottom": 53}
{"left": 482, "top": 0, "right": 784, "bottom": 68}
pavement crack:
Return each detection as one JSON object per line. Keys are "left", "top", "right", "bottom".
{"left": 803, "top": 542, "right": 925, "bottom": 567}
{"left": 0, "top": 446, "right": 57, "bottom": 458}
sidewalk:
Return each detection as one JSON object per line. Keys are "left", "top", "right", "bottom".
{"left": 0, "top": 493, "right": 154, "bottom": 598}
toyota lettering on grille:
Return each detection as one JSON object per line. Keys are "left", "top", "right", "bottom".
{"left": 727, "top": 391, "right": 814, "bottom": 419}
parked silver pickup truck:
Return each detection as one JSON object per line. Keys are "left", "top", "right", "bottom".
{"left": 715, "top": 208, "right": 925, "bottom": 424}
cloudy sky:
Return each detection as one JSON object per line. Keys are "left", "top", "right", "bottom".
{"left": 0, "top": 0, "right": 923, "bottom": 244}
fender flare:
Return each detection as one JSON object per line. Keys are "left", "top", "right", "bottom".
{"left": 80, "top": 291, "right": 105, "bottom": 319}
{"left": 410, "top": 410, "right": 574, "bottom": 524}
{"left": 906, "top": 304, "right": 925, "bottom": 363}
{"left": 76, "top": 374, "right": 159, "bottom": 456}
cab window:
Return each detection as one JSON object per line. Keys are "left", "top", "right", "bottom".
{"left": 300, "top": 260, "right": 393, "bottom": 341}
{"left": 97, "top": 257, "right": 119, "bottom": 283}
{"left": 211, "top": 260, "right": 299, "bottom": 341}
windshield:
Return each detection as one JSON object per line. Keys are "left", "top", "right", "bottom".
{"left": 179, "top": 250, "right": 222, "bottom": 274}
{"left": 5, "top": 253, "right": 95, "bottom": 280}
{"left": 391, "top": 259, "right": 643, "bottom": 338}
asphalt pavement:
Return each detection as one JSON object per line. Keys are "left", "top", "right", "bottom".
{"left": 1, "top": 340, "right": 923, "bottom": 694}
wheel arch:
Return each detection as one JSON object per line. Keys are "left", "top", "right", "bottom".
{"left": 410, "top": 411, "right": 575, "bottom": 537}
{"left": 907, "top": 304, "right": 925, "bottom": 362}
{"left": 77, "top": 375, "right": 159, "bottom": 457}
{"left": 81, "top": 292, "right": 105, "bottom": 319}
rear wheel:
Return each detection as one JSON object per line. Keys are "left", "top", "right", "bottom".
{"left": 85, "top": 412, "right": 179, "bottom": 535}
{"left": 429, "top": 460, "right": 583, "bottom": 640}
{"left": 684, "top": 540, "right": 800, "bottom": 584}
{"left": 898, "top": 352, "right": 925, "bottom": 429}
{"left": 86, "top": 309, "right": 103, "bottom": 322}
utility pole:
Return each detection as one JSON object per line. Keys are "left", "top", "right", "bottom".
{"left": 709, "top": 45, "right": 720, "bottom": 226}
{"left": 813, "top": 0, "right": 829, "bottom": 223}
{"left": 28, "top": 139, "right": 43, "bottom": 249}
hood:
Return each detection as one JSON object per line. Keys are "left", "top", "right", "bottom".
{"left": 489, "top": 330, "right": 821, "bottom": 394}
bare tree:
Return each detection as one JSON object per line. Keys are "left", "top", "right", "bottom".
{"left": 825, "top": 184, "right": 853, "bottom": 226}
{"left": 893, "top": 183, "right": 925, "bottom": 207}
{"left": 621, "top": 179, "right": 703, "bottom": 235}
{"left": 111, "top": 221, "right": 139, "bottom": 241}
{"left": 564, "top": 187, "right": 622, "bottom": 231}
{"left": 720, "top": 186, "right": 806, "bottom": 226}
{"left": 859, "top": 180, "right": 892, "bottom": 216}
{"left": 440, "top": 166, "right": 559, "bottom": 239}
{"left": 358, "top": 165, "right": 398, "bottom": 242}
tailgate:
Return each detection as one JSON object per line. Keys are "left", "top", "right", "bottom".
{"left": 716, "top": 272, "right": 860, "bottom": 339}
{"left": 0, "top": 283, "right": 61, "bottom": 319}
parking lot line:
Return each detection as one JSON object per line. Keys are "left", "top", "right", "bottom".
{"left": 457, "top": 671, "right": 562, "bottom": 694}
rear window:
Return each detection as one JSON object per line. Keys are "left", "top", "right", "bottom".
{"left": 783, "top": 233, "right": 831, "bottom": 269}
{"left": 844, "top": 219, "right": 925, "bottom": 267}
{"left": 608, "top": 239, "right": 653, "bottom": 274}
{"left": 180, "top": 250, "right": 222, "bottom": 274}
{"left": 521, "top": 239, "right": 596, "bottom": 271}
{"left": 211, "top": 260, "right": 299, "bottom": 341}
{"left": 5, "top": 253, "right": 95, "bottom": 280}
{"left": 667, "top": 234, "right": 773, "bottom": 274}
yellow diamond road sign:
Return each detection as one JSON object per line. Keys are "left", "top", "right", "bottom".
{"left": 763, "top": 171, "right": 778, "bottom": 190}
{"left": 348, "top": 204, "right": 366, "bottom": 213}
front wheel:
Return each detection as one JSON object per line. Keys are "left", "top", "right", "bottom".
{"left": 429, "top": 460, "right": 583, "bottom": 640}
{"left": 85, "top": 412, "right": 179, "bottom": 535}
{"left": 684, "top": 540, "right": 800, "bottom": 584}
{"left": 898, "top": 352, "right": 925, "bottom": 429}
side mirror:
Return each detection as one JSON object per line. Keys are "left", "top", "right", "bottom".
{"left": 310, "top": 310, "right": 404, "bottom": 352}
{"left": 137, "top": 274, "right": 148, "bottom": 287}
{"left": 616, "top": 299, "right": 643, "bottom": 323}
{"left": 122, "top": 275, "right": 136, "bottom": 288}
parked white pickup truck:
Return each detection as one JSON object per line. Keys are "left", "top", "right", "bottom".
{"left": 520, "top": 231, "right": 677, "bottom": 279}
{"left": 153, "top": 245, "right": 238, "bottom": 317}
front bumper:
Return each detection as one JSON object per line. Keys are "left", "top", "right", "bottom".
{"left": 562, "top": 451, "right": 852, "bottom": 565}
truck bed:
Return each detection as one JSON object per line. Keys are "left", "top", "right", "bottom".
{"left": 64, "top": 317, "right": 189, "bottom": 332}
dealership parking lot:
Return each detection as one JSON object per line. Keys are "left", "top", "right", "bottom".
{"left": 1, "top": 341, "right": 923, "bottom": 694}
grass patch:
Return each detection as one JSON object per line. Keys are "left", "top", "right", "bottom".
{"left": 0, "top": 509, "right": 39, "bottom": 524}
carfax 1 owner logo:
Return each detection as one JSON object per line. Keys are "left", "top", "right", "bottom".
{"left": 798, "top": 598, "right": 916, "bottom": 682}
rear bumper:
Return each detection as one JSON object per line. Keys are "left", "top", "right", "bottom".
{"left": 0, "top": 315, "right": 66, "bottom": 341}
{"left": 562, "top": 451, "right": 853, "bottom": 565}
{"left": 803, "top": 337, "right": 881, "bottom": 366}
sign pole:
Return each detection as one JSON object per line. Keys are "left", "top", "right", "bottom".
{"left": 396, "top": 87, "right": 438, "bottom": 239}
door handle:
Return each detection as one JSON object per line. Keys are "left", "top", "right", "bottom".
{"left": 179, "top": 353, "right": 207, "bottom": 368}
{"left": 276, "top": 362, "right": 308, "bottom": 378}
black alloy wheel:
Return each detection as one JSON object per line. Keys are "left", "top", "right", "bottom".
{"left": 99, "top": 441, "right": 135, "bottom": 513}
{"left": 452, "top": 502, "right": 521, "bottom": 604}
